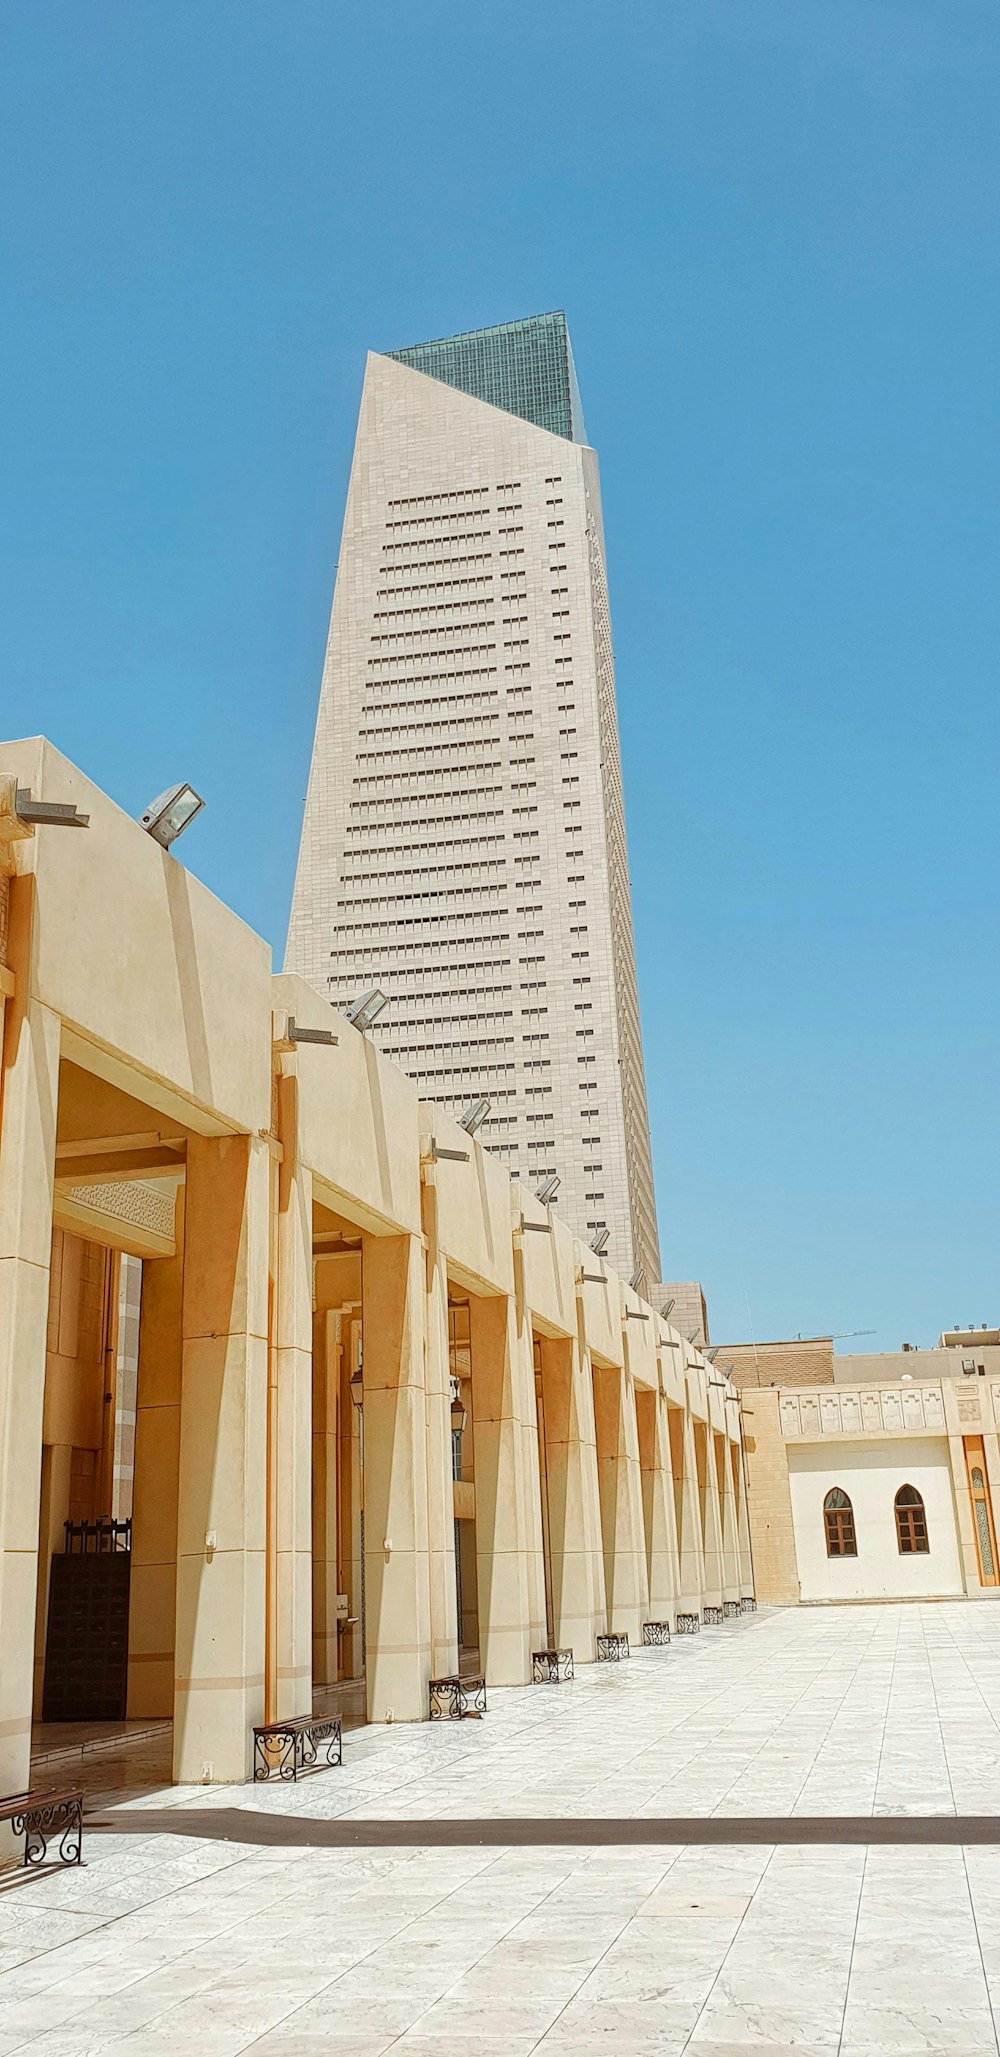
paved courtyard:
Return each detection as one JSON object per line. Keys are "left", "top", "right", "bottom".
{"left": 4, "top": 1602, "right": 1000, "bottom": 2056}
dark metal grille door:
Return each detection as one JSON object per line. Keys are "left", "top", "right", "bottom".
{"left": 42, "top": 1550, "right": 131, "bottom": 1721}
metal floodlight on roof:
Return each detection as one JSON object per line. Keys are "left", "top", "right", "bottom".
{"left": 534, "top": 1173, "right": 560, "bottom": 1204}
{"left": 138, "top": 783, "right": 205, "bottom": 849}
{"left": 345, "top": 989, "right": 389, "bottom": 1032}
{"left": 14, "top": 787, "right": 90, "bottom": 829}
{"left": 590, "top": 1228, "right": 610, "bottom": 1256}
{"left": 459, "top": 1097, "right": 491, "bottom": 1135}
{"left": 629, "top": 1265, "right": 646, "bottom": 1293}
{"left": 660, "top": 1295, "right": 676, "bottom": 1318}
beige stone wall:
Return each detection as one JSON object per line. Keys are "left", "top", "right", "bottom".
{"left": 720, "top": 1337, "right": 835, "bottom": 1391}
{"left": 740, "top": 1389, "right": 800, "bottom": 1603}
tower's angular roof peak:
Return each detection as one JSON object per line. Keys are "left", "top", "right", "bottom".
{"left": 386, "top": 311, "right": 586, "bottom": 443}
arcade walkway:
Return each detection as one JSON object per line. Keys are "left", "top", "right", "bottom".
{"left": 3, "top": 1603, "right": 1000, "bottom": 2054}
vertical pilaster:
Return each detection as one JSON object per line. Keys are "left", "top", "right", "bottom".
{"left": 340, "top": 1316, "right": 364, "bottom": 1680}
{"left": 173, "top": 1133, "right": 269, "bottom": 1784}
{"left": 421, "top": 1176, "right": 458, "bottom": 1678}
{"left": 128, "top": 1202, "right": 183, "bottom": 1717}
{"left": 672, "top": 1405, "right": 705, "bottom": 1618}
{"left": 635, "top": 1379, "right": 681, "bottom": 1628}
{"left": 34, "top": 1232, "right": 82, "bottom": 1712}
{"left": 719, "top": 1430, "right": 741, "bottom": 1604}
{"left": 592, "top": 1360, "right": 648, "bottom": 1644}
{"left": 948, "top": 1432, "right": 983, "bottom": 1595}
{"left": 0, "top": 916, "right": 59, "bottom": 1792}
{"left": 470, "top": 1291, "right": 544, "bottom": 1684}
{"left": 735, "top": 1436, "right": 755, "bottom": 1599}
{"left": 362, "top": 1231, "right": 431, "bottom": 1721}
{"left": 274, "top": 1072, "right": 313, "bottom": 1719}
{"left": 311, "top": 1309, "right": 340, "bottom": 1687}
{"left": 537, "top": 1333, "right": 605, "bottom": 1657}
{"left": 698, "top": 1419, "right": 725, "bottom": 1611}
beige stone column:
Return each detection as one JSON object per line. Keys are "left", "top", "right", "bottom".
{"left": 0, "top": 943, "right": 60, "bottom": 1794}
{"left": 671, "top": 1405, "right": 705, "bottom": 1617}
{"left": 33, "top": 1446, "right": 71, "bottom": 1713}
{"left": 421, "top": 1175, "right": 459, "bottom": 1678}
{"left": 127, "top": 1203, "right": 183, "bottom": 1717}
{"left": 740, "top": 1390, "right": 798, "bottom": 1603}
{"left": 340, "top": 1315, "right": 364, "bottom": 1680}
{"left": 698, "top": 1420, "right": 725, "bottom": 1611}
{"left": 173, "top": 1134, "right": 269, "bottom": 1784}
{"left": 635, "top": 1380, "right": 681, "bottom": 1629}
{"left": 735, "top": 1435, "right": 756, "bottom": 1599}
{"left": 311, "top": 1308, "right": 340, "bottom": 1687}
{"left": 470, "top": 1291, "right": 544, "bottom": 1684}
{"left": 34, "top": 1232, "right": 82, "bottom": 1712}
{"left": 719, "top": 1430, "right": 742, "bottom": 1605}
{"left": 362, "top": 1231, "right": 432, "bottom": 1721}
{"left": 273, "top": 1073, "right": 313, "bottom": 1720}
{"left": 536, "top": 1333, "right": 605, "bottom": 1657}
{"left": 592, "top": 1360, "right": 649, "bottom": 1644}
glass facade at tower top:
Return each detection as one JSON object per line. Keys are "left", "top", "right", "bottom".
{"left": 387, "top": 311, "right": 587, "bottom": 443}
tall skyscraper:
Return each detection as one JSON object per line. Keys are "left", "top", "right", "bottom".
{"left": 287, "top": 312, "right": 660, "bottom": 1282}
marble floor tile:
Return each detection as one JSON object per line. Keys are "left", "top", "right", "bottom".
{"left": 5, "top": 1602, "right": 1000, "bottom": 2057}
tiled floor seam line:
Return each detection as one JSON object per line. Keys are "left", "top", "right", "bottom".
{"left": 926, "top": 1607, "right": 960, "bottom": 1816}
{"left": 962, "top": 1844, "right": 1000, "bottom": 2055}
{"left": 869, "top": 1607, "right": 898, "bottom": 1819}
{"left": 678, "top": 1838, "right": 780, "bottom": 2050}
{"left": 835, "top": 1617, "right": 888, "bottom": 2053}
{"left": 834, "top": 1842, "right": 868, "bottom": 2055}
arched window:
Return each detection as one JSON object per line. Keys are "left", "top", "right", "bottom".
{"left": 894, "top": 1484, "right": 928, "bottom": 1554}
{"left": 824, "top": 1487, "right": 856, "bottom": 1557}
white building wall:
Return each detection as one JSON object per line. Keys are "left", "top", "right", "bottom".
{"left": 787, "top": 1439, "right": 964, "bottom": 1601}
{"left": 287, "top": 349, "right": 659, "bottom": 1282}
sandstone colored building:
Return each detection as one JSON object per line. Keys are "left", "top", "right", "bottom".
{"left": 0, "top": 739, "right": 750, "bottom": 1796}
{"left": 743, "top": 1378, "right": 1000, "bottom": 1604}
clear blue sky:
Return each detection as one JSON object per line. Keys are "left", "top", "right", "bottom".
{"left": 3, "top": 2, "right": 998, "bottom": 1348}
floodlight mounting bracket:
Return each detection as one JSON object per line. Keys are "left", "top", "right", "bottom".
{"left": 15, "top": 788, "right": 89, "bottom": 829}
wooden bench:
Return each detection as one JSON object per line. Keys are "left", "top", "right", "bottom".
{"left": 532, "top": 1648, "right": 574, "bottom": 1683}
{"left": 429, "top": 1675, "right": 487, "bottom": 1720}
{"left": 703, "top": 1605, "right": 724, "bottom": 1626}
{"left": 596, "top": 1632, "right": 630, "bottom": 1662}
{"left": 253, "top": 1714, "right": 342, "bottom": 1782}
{"left": 641, "top": 1620, "right": 671, "bottom": 1646}
{"left": 676, "top": 1612, "right": 701, "bottom": 1634}
{"left": 0, "top": 1785, "right": 83, "bottom": 1867}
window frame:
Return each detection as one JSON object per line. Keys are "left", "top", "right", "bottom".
{"left": 823, "top": 1486, "right": 857, "bottom": 1558}
{"left": 894, "top": 1483, "right": 929, "bottom": 1555}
